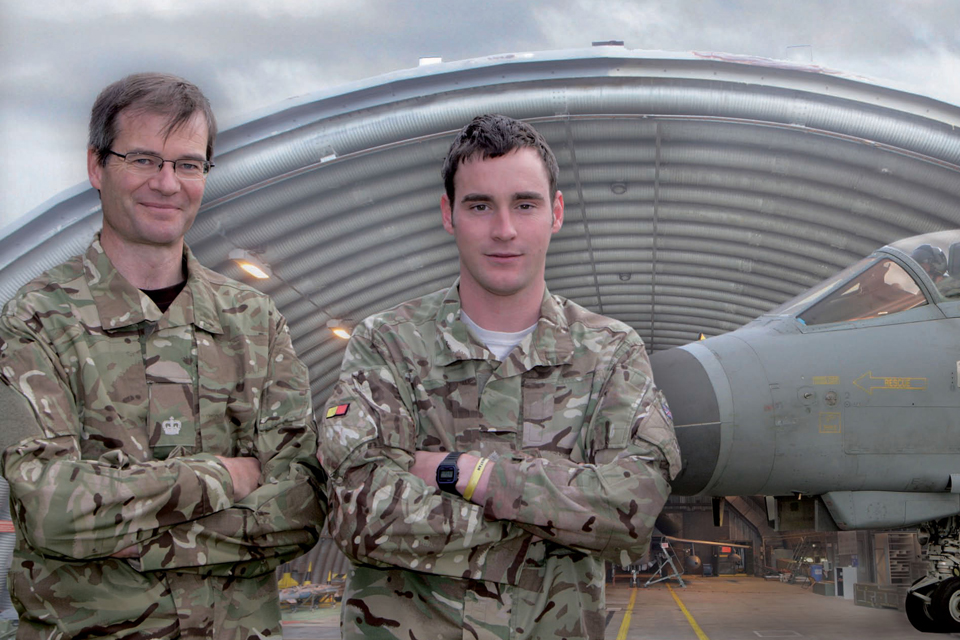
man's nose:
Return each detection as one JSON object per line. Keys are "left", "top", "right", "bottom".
{"left": 149, "top": 162, "right": 182, "bottom": 193}
{"left": 491, "top": 209, "right": 517, "bottom": 240}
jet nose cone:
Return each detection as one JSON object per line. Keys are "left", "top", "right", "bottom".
{"left": 650, "top": 346, "right": 722, "bottom": 495}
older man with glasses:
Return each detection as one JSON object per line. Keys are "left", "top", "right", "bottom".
{"left": 0, "top": 72, "right": 326, "bottom": 639}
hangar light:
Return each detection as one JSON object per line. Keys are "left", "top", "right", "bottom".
{"left": 228, "top": 249, "right": 271, "bottom": 279}
{"left": 326, "top": 319, "right": 352, "bottom": 340}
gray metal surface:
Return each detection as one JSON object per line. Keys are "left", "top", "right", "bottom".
{"left": 651, "top": 230, "right": 960, "bottom": 519}
{"left": 2, "top": 48, "right": 959, "bottom": 409}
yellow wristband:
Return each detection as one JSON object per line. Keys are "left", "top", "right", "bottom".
{"left": 462, "top": 457, "right": 489, "bottom": 501}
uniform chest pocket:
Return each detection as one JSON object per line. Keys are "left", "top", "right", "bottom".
{"left": 521, "top": 370, "right": 593, "bottom": 460}
{"left": 196, "top": 331, "right": 268, "bottom": 457}
{"left": 440, "top": 371, "right": 521, "bottom": 456}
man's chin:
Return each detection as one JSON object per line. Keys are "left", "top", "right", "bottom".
{"left": 104, "top": 229, "right": 188, "bottom": 251}
{"left": 476, "top": 280, "right": 529, "bottom": 299}
{"left": 139, "top": 219, "right": 196, "bottom": 245}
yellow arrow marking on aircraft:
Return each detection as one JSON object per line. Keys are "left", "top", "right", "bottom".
{"left": 853, "top": 371, "right": 927, "bottom": 395}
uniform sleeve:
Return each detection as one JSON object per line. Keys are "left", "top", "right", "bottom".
{"left": 133, "top": 312, "right": 326, "bottom": 576}
{"left": 0, "top": 313, "right": 236, "bottom": 560}
{"left": 319, "top": 325, "right": 528, "bottom": 582}
{"left": 482, "top": 340, "right": 682, "bottom": 566}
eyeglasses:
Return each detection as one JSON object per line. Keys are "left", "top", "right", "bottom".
{"left": 106, "top": 150, "right": 214, "bottom": 180}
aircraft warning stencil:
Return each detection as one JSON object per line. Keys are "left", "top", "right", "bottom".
{"left": 853, "top": 371, "right": 927, "bottom": 395}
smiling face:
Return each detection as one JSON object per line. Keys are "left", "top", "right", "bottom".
{"left": 441, "top": 147, "right": 563, "bottom": 311}
{"left": 88, "top": 109, "right": 209, "bottom": 254}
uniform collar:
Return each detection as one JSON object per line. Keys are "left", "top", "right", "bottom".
{"left": 435, "top": 278, "right": 575, "bottom": 372}
{"left": 83, "top": 235, "right": 223, "bottom": 334}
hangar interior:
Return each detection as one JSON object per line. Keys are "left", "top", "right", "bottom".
{"left": 2, "top": 47, "right": 960, "bottom": 619}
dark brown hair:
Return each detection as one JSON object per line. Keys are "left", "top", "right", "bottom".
{"left": 89, "top": 72, "right": 217, "bottom": 165}
{"left": 441, "top": 114, "right": 559, "bottom": 202}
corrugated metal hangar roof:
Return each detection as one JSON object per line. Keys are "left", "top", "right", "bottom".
{"left": 2, "top": 48, "right": 960, "bottom": 409}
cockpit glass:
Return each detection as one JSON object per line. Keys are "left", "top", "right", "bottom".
{"left": 769, "top": 257, "right": 873, "bottom": 317}
{"left": 798, "top": 258, "right": 926, "bottom": 326}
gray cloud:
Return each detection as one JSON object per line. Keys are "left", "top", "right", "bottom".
{"left": 2, "top": 0, "right": 958, "bottom": 227}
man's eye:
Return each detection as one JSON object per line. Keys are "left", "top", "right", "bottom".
{"left": 131, "top": 156, "right": 158, "bottom": 167}
{"left": 470, "top": 204, "right": 490, "bottom": 212}
{"left": 178, "top": 161, "right": 202, "bottom": 173}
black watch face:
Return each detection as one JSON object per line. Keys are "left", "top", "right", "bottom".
{"left": 438, "top": 467, "right": 457, "bottom": 483}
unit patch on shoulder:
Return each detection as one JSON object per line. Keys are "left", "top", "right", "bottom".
{"left": 659, "top": 396, "right": 673, "bottom": 422}
{"left": 326, "top": 403, "right": 350, "bottom": 419}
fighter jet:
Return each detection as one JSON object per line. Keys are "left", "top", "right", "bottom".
{"left": 650, "top": 229, "right": 960, "bottom": 633}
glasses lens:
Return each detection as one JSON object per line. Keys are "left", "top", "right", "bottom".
{"left": 124, "top": 153, "right": 162, "bottom": 173}
{"left": 175, "top": 160, "right": 206, "bottom": 180}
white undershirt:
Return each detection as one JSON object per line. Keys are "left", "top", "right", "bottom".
{"left": 460, "top": 311, "right": 538, "bottom": 361}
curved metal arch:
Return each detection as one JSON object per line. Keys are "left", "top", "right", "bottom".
{"left": 3, "top": 48, "right": 960, "bottom": 407}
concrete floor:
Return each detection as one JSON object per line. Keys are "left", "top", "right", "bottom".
{"left": 280, "top": 576, "right": 948, "bottom": 639}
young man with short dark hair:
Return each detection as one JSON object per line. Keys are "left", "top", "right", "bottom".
{"left": 321, "top": 114, "right": 679, "bottom": 639}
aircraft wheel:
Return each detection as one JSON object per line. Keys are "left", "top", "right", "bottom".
{"left": 931, "top": 576, "right": 960, "bottom": 632}
{"left": 905, "top": 587, "right": 945, "bottom": 633}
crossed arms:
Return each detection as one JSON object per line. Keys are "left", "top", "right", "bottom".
{"left": 0, "top": 305, "right": 324, "bottom": 576}
{"left": 320, "top": 319, "right": 680, "bottom": 582}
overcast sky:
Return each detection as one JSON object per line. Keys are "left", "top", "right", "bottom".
{"left": 2, "top": 0, "right": 958, "bottom": 231}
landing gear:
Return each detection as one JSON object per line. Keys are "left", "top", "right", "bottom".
{"left": 931, "top": 577, "right": 960, "bottom": 632}
{"left": 906, "top": 578, "right": 944, "bottom": 633}
{"left": 906, "top": 518, "right": 960, "bottom": 633}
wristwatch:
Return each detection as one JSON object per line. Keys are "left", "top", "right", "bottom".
{"left": 436, "top": 451, "right": 463, "bottom": 496}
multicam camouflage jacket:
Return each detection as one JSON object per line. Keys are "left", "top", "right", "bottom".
{"left": 0, "top": 237, "right": 326, "bottom": 639}
{"left": 321, "top": 281, "right": 681, "bottom": 640}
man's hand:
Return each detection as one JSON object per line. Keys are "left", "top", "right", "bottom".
{"left": 215, "top": 455, "right": 261, "bottom": 501}
{"left": 411, "top": 451, "right": 493, "bottom": 505}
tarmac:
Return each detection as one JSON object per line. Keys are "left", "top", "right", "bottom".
{"left": 280, "top": 575, "right": 940, "bottom": 639}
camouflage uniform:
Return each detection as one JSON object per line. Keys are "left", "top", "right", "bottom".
{"left": 0, "top": 236, "right": 325, "bottom": 639}
{"left": 321, "top": 281, "right": 680, "bottom": 640}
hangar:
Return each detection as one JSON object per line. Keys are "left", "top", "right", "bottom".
{"left": 3, "top": 47, "right": 959, "bottom": 404}
{"left": 1, "top": 47, "right": 959, "bottom": 636}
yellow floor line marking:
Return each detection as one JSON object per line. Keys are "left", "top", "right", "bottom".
{"left": 667, "top": 584, "right": 710, "bottom": 640}
{"left": 615, "top": 588, "right": 638, "bottom": 640}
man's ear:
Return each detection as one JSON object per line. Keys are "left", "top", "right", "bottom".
{"left": 441, "top": 193, "right": 455, "bottom": 235}
{"left": 551, "top": 191, "right": 564, "bottom": 233}
{"left": 87, "top": 148, "right": 103, "bottom": 192}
